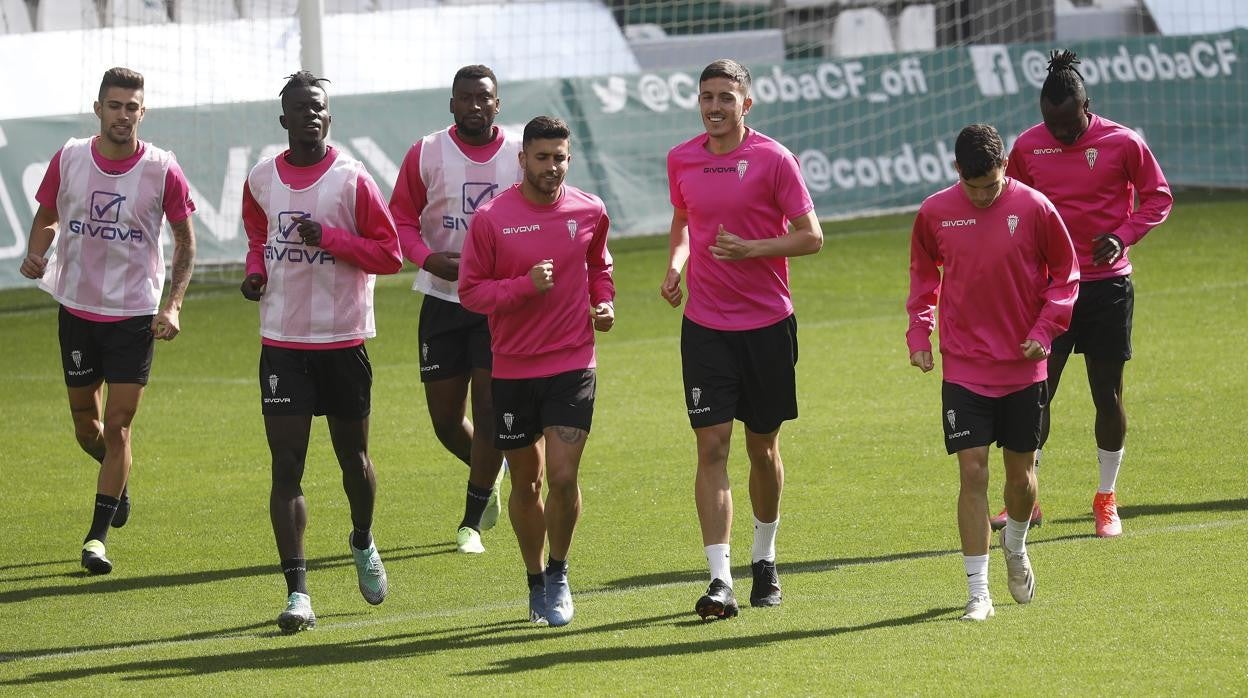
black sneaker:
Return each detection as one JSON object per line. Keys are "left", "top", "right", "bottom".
{"left": 81, "top": 539, "right": 113, "bottom": 575}
{"left": 695, "top": 578, "right": 739, "bottom": 620}
{"left": 111, "top": 493, "right": 130, "bottom": 528}
{"left": 749, "top": 560, "right": 782, "bottom": 607}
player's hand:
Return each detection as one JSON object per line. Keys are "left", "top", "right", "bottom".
{"left": 1020, "top": 339, "right": 1048, "bottom": 361}
{"left": 660, "top": 268, "right": 683, "bottom": 307}
{"left": 1092, "top": 233, "right": 1123, "bottom": 266}
{"left": 296, "top": 216, "right": 323, "bottom": 247}
{"left": 152, "top": 307, "right": 181, "bottom": 341}
{"left": 240, "top": 273, "right": 266, "bottom": 301}
{"left": 709, "top": 224, "right": 751, "bottom": 261}
{"left": 19, "top": 252, "right": 47, "bottom": 279}
{"left": 910, "top": 350, "right": 934, "bottom": 373}
{"left": 424, "top": 252, "right": 461, "bottom": 281}
{"left": 590, "top": 301, "right": 614, "bottom": 332}
{"left": 529, "top": 259, "right": 554, "bottom": 293}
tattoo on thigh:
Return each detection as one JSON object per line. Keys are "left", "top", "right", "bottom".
{"left": 552, "top": 426, "right": 586, "bottom": 444}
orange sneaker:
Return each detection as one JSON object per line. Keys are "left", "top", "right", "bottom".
{"left": 989, "top": 503, "right": 1043, "bottom": 531}
{"left": 1093, "top": 491, "right": 1122, "bottom": 537}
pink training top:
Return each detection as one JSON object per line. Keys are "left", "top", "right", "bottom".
{"left": 458, "top": 183, "right": 614, "bottom": 380}
{"left": 907, "top": 178, "right": 1079, "bottom": 395}
{"left": 36, "top": 138, "right": 195, "bottom": 322}
{"left": 243, "top": 147, "right": 402, "bottom": 349}
{"left": 1006, "top": 113, "right": 1172, "bottom": 282}
{"left": 667, "top": 128, "right": 814, "bottom": 331}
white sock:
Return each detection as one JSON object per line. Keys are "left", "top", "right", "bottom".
{"left": 705, "top": 544, "right": 732, "bottom": 587}
{"left": 1004, "top": 516, "right": 1030, "bottom": 555}
{"left": 964, "top": 554, "right": 990, "bottom": 600}
{"left": 1097, "top": 447, "right": 1124, "bottom": 493}
{"left": 751, "top": 516, "right": 779, "bottom": 563}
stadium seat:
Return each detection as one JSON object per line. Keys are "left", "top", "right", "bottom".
{"left": 173, "top": 0, "right": 241, "bottom": 23}
{"left": 0, "top": 0, "right": 32, "bottom": 34}
{"left": 108, "top": 0, "right": 171, "bottom": 27}
{"left": 826, "top": 7, "right": 894, "bottom": 58}
{"left": 896, "top": 3, "right": 935, "bottom": 52}
{"left": 36, "top": 0, "right": 100, "bottom": 31}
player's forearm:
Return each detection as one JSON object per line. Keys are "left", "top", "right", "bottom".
{"left": 164, "top": 219, "right": 196, "bottom": 309}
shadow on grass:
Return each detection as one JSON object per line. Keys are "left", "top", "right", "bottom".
{"left": 0, "top": 606, "right": 954, "bottom": 685}
{"left": 1049, "top": 497, "right": 1248, "bottom": 525}
{"left": 0, "top": 543, "right": 455, "bottom": 604}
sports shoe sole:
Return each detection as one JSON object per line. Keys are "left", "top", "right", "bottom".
{"left": 277, "top": 613, "right": 316, "bottom": 633}
{"left": 81, "top": 553, "right": 112, "bottom": 575}
{"left": 695, "top": 597, "right": 739, "bottom": 620}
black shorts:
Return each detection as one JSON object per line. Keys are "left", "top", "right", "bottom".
{"left": 259, "top": 344, "right": 372, "bottom": 418}
{"left": 58, "top": 306, "right": 154, "bottom": 387}
{"left": 680, "top": 315, "right": 798, "bottom": 434}
{"left": 491, "top": 369, "right": 596, "bottom": 449}
{"left": 418, "top": 295, "right": 492, "bottom": 382}
{"left": 941, "top": 381, "right": 1048, "bottom": 455}
{"left": 1051, "top": 276, "right": 1133, "bottom": 362}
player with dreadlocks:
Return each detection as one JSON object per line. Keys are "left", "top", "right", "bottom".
{"left": 240, "top": 71, "right": 403, "bottom": 632}
{"left": 1002, "top": 50, "right": 1173, "bottom": 538}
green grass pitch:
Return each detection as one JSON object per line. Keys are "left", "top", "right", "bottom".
{"left": 0, "top": 192, "right": 1244, "bottom": 694}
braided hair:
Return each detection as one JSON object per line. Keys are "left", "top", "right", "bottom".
{"left": 1040, "top": 50, "right": 1086, "bottom": 105}
{"left": 279, "top": 70, "right": 330, "bottom": 98}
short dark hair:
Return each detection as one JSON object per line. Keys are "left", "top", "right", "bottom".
{"left": 954, "top": 124, "right": 1006, "bottom": 179}
{"left": 1040, "top": 49, "right": 1086, "bottom": 106}
{"left": 98, "top": 67, "right": 143, "bottom": 102}
{"left": 699, "top": 59, "right": 751, "bottom": 94}
{"left": 522, "top": 116, "right": 570, "bottom": 146}
{"left": 453, "top": 64, "right": 498, "bottom": 90}
{"left": 279, "top": 70, "right": 330, "bottom": 98}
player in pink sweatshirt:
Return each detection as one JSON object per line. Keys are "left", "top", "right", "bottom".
{"left": 661, "top": 59, "right": 823, "bottom": 621}
{"left": 459, "top": 116, "right": 615, "bottom": 628}
{"left": 907, "top": 123, "right": 1078, "bottom": 622}
{"left": 239, "top": 72, "right": 402, "bottom": 634}
{"left": 1004, "top": 50, "right": 1173, "bottom": 537}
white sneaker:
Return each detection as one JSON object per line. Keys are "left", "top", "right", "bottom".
{"left": 277, "top": 592, "right": 316, "bottom": 633}
{"left": 960, "top": 595, "right": 995, "bottom": 622}
{"left": 1001, "top": 535, "right": 1035, "bottom": 604}
{"left": 456, "top": 526, "right": 485, "bottom": 554}
{"left": 480, "top": 461, "right": 506, "bottom": 532}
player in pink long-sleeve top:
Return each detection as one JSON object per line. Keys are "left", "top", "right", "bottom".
{"left": 19, "top": 67, "right": 196, "bottom": 577}
{"left": 459, "top": 116, "right": 615, "bottom": 628}
{"left": 907, "top": 124, "right": 1078, "bottom": 622}
{"left": 660, "top": 60, "right": 823, "bottom": 621}
{"left": 389, "top": 65, "right": 522, "bottom": 556}
{"left": 1004, "top": 51, "right": 1173, "bottom": 538}
{"left": 239, "top": 72, "right": 401, "bottom": 634}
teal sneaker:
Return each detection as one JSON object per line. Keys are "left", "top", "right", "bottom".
{"left": 456, "top": 526, "right": 485, "bottom": 554}
{"left": 349, "top": 537, "right": 388, "bottom": 605}
{"left": 81, "top": 539, "right": 112, "bottom": 575}
{"left": 480, "top": 461, "right": 507, "bottom": 532}
{"left": 277, "top": 592, "right": 316, "bottom": 633}
{"left": 545, "top": 565, "right": 574, "bottom": 627}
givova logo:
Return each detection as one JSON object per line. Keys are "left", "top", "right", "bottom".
{"left": 276, "top": 211, "right": 310, "bottom": 243}
{"left": 67, "top": 190, "right": 144, "bottom": 243}
{"left": 263, "top": 373, "right": 291, "bottom": 404}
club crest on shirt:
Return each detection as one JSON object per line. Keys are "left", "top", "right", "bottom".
{"left": 691, "top": 387, "right": 702, "bottom": 407}
{"left": 1085, "top": 148, "right": 1098, "bottom": 170}
{"left": 736, "top": 160, "right": 749, "bottom": 180}
{"left": 946, "top": 409, "right": 956, "bottom": 430}
{"left": 268, "top": 374, "right": 279, "bottom": 396}
{"left": 71, "top": 350, "right": 83, "bottom": 369}
{"left": 503, "top": 412, "right": 515, "bottom": 431}
{"left": 567, "top": 219, "right": 577, "bottom": 239}
{"left": 1007, "top": 214, "right": 1019, "bottom": 237}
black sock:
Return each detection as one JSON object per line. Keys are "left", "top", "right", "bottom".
{"left": 527, "top": 572, "right": 544, "bottom": 590}
{"left": 351, "top": 528, "right": 372, "bottom": 551}
{"left": 84, "top": 494, "right": 119, "bottom": 544}
{"left": 545, "top": 557, "right": 568, "bottom": 577}
{"left": 458, "top": 483, "right": 493, "bottom": 531}
{"left": 281, "top": 558, "right": 308, "bottom": 595}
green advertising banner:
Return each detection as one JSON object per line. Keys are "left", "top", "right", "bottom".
{"left": 1, "top": 29, "right": 1244, "bottom": 290}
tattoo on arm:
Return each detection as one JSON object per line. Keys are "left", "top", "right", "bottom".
{"left": 552, "top": 426, "right": 586, "bottom": 445}
{"left": 167, "top": 219, "right": 196, "bottom": 307}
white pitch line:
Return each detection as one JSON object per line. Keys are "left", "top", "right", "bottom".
{"left": 4, "top": 516, "right": 1245, "bottom": 667}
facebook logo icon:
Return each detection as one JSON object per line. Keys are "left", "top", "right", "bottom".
{"left": 968, "top": 46, "right": 1019, "bottom": 97}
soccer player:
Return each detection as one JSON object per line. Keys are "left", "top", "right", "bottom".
{"left": 660, "top": 59, "right": 823, "bottom": 620}
{"left": 907, "top": 124, "right": 1078, "bottom": 621}
{"left": 389, "top": 65, "right": 522, "bottom": 555}
{"left": 458, "top": 116, "right": 615, "bottom": 628}
{"left": 1002, "top": 50, "right": 1173, "bottom": 537}
{"left": 19, "top": 67, "right": 196, "bottom": 575}
{"left": 239, "top": 71, "right": 402, "bottom": 633}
